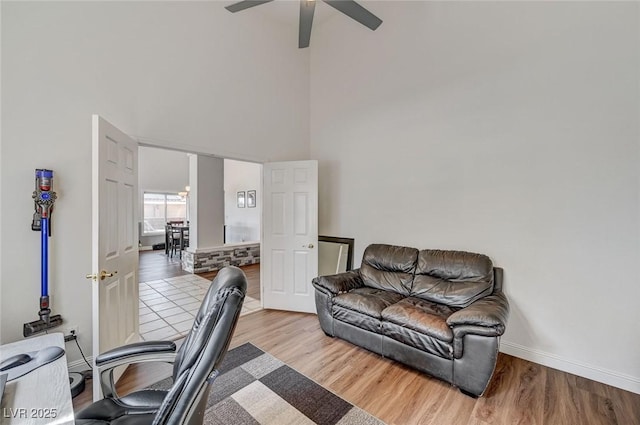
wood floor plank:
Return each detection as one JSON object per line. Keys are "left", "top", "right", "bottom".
{"left": 429, "top": 387, "right": 477, "bottom": 425}
{"left": 199, "top": 263, "right": 260, "bottom": 301}
{"left": 607, "top": 386, "right": 640, "bottom": 425}
{"left": 577, "top": 390, "right": 618, "bottom": 425}
{"left": 374, "top": 373, "right": 434, "bottom": 425}
{"left": 499, "top": 358, "right": 545, "bottom": 425}
{"left": 457, "top": 353, "right": 550, "bottom": 425}
{"left": 470, "top": 353, "right": 519, "bottom": 425}
{"left": 138, "top": 250, "right": 187, "bottom": 282}
{"left": 407, "top": 380, "right": 454, "bottom": 425}
{"left": 544, "top": 367, "right": 582, "bottom": 424}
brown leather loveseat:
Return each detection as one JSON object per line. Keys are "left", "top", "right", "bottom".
{"left": 312, "top": 244, "right": 509, "bottom": 396}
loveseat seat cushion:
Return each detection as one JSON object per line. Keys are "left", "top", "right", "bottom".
{"left": 381, "top": 297, "right": 455, "bottom": 359}
{"left": 412, "top": 250, "right": 494, "bottom": 308}
{"left": 381, "top": 297, "right": 455, "bottom": 342}
{"left": 334, "top": 288, "right": 405, "bottom": 319}
{"left": 360, "top": 244, "right": 418, "bottom": 296}
{"left": 333, "top": 287, "right": 404, "bottom": 333}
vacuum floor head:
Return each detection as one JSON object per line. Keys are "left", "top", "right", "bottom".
{"left": 23, "top": 314, "right": 63, "bottom": 337}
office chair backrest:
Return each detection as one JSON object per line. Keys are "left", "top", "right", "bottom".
{"left": 153, "top": 266, "right": 247, "bottom": 425}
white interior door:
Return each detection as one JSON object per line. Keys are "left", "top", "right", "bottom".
{"left": 91, "top": 115, "right": 139, "bottom": 400}
{"left": 262, "top": 160, "right": 318, "bottom": 313}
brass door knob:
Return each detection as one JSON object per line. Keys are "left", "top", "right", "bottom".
{"left": 85, "top": 270, "right": 118, "bottom": 281}
{"left": 100, "top": 270, "right": 117, "bottom": 280}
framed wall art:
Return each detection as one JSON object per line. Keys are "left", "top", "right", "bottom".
{"left": 237, "top": 191, "right": 245, "bottom": 208}
{"left": 247, "top": 190, "right": 256, "bottom": 208}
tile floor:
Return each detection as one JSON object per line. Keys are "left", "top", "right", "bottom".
{"left": 139, "top": 274, "right": 262, "bottom": 341}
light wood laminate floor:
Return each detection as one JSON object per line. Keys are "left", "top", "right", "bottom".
{"left": 73, "top": 309, "right": 640, "bottom": 425}
{"left": 75, "top": 253, "right": 639, "bottom": 423}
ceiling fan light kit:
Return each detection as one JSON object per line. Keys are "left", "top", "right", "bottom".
{"left": 225, "top": 0, "right": 383, "bottom": 48}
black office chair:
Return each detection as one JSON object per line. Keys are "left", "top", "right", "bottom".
{"left": 75, "top": 266, "right": 247, "bottom": 425}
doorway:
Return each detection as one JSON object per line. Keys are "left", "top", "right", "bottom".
{"left": 136, "top": 146, "right": 263, "bottom": 341}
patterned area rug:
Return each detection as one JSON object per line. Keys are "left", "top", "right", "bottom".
{"left": 151, "top": 343, "right": 385, "bottom": 425}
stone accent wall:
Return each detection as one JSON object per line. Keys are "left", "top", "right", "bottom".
{"left": 181, "top": 243, "right": 260, "bottom": 274}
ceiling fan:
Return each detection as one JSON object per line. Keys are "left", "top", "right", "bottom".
{"left": 225, "top": 0, "right": 382, "bottom": 48}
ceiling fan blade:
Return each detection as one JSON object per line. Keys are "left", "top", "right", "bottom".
{"left": 225, "top": 0, "right": 274, "bottom": 13}
{"left": 299, "top": 0, "right": 316, "bottom": 48}
{"left": 323, "top": 0, "right": 382, "bottom": 30}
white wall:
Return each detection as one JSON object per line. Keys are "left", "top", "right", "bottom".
{"left": 310, "top": 2, "right": 640, "bottom": 392}
{"left": 0, "top": 1, "right": 309, "bottom": 362}
{"left": 224, "top": 159, "right": 262, "bottom": 243}
{"left": 138, "top": 146, "right": 190, "bottom": 247}
{"left": 139, "top": 147, "right": 190, "bottom": 195}
{"left": 189, "top": 155, "right": 225, "bottom": 249}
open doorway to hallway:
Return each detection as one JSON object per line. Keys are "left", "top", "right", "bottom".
{"left": 137, "top": 145, "right": 263, "bottom": 341}
{"left": 138, "top": 251, "right": 261, "bottom": 341}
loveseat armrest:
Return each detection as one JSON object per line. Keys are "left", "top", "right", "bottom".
{"left": 312, "top": 269, "right": 364, "bottom": 296}
{"left": 447, "top": 291, "right": 509, "bottom": 359}
{"left": 447, "top": 291, "right": 509, "bottom": 333}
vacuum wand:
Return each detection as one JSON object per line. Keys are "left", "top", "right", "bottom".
{"left": 40, "top": 215, "right": 50, "bottom": 322}
{"left": 24, "top": 169, "right": 63, "bottom": 337}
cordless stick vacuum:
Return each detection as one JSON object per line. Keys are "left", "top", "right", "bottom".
{"left": 23, "top": 169, "right": 64, "bottom": 337}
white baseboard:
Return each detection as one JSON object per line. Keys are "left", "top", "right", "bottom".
{"left": 67, "top": 356, "right": 94, "bottom": 373}
{"left": 139, "top": 246, "right": 153, "bottom": 251}
{"left": 500, "top": 341, "right": 640, "bottom": 395}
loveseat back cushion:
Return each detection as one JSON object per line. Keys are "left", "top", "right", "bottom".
{"left": 360, "top": 244, "right": 418, "bottom": 296}
{"left": 412, "top": 249, "right": 494, "bottom": 308}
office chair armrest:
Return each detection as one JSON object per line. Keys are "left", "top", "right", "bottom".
{"left": 96, "top": 341, "right": 177, "bottom": 366}
{"left": 97, "top": 341, "right": 177, "bottom": 399}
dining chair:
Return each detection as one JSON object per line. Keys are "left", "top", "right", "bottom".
{"left": 169, "top": 228, "right": 182, "bottom": 258}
